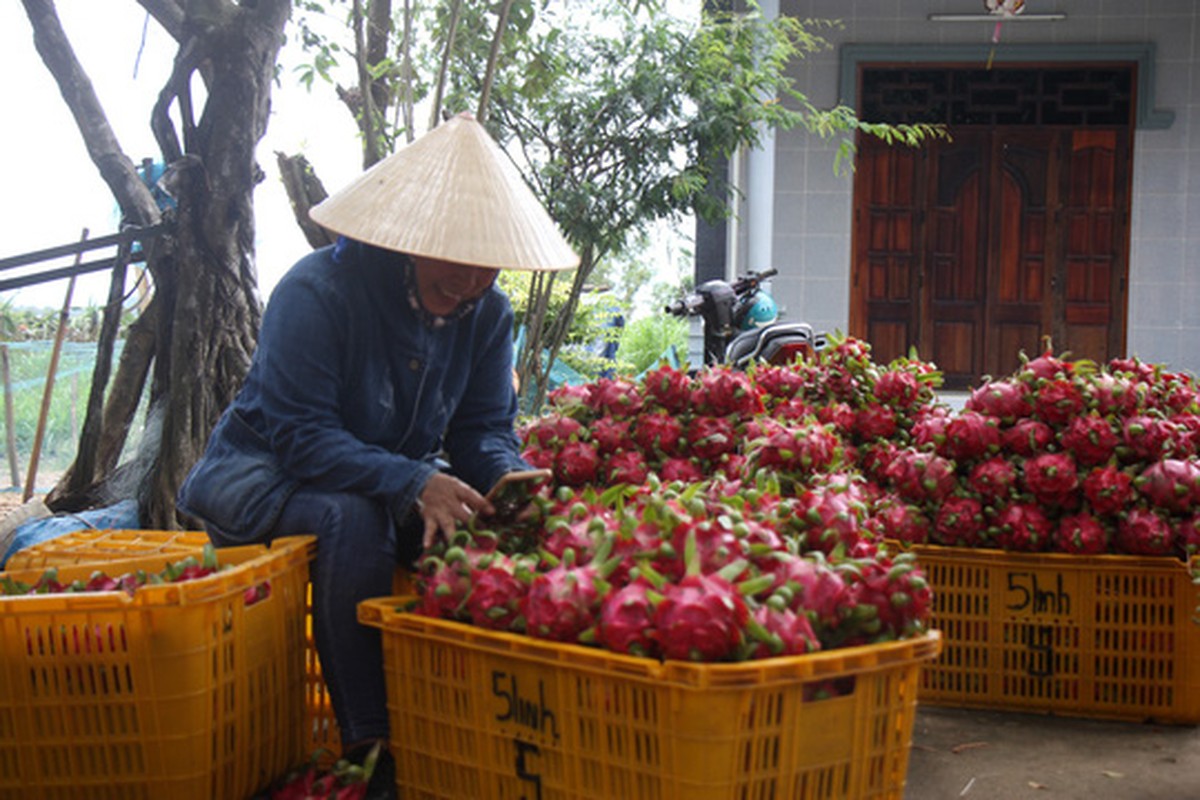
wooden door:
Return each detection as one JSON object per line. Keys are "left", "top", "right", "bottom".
{"left": 851, "top": 128, "right": 1130, "bottom": 388}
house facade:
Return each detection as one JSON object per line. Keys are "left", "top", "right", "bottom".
{"left": 723, "top": 0, "right": 1196, "bottom": 388}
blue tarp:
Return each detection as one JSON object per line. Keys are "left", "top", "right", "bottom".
{"left": 0, "top": 499, "right": 140, "bottom": 568}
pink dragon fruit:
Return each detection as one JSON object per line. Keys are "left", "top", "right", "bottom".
{"left": 774, "top": 397, "right": 817, "bottom": 422}
{"left": 1002, "top": 418, "right": 1055, "bottom": 456}
{"left": 873, "top": 369, "right": 923, "bottom": 410}
{"left": 1019, "top": 346, "right": 1072, "bottom": 382}
{"left": 752, "top": 363, "right": 805, "bottom": 404}
{"left": 746, "top": 606, "right": 821, "bottom": 659}
{"left": 589, "top": 416, "right": 634, "bottom": 455}
{"left": 657, "top": 456, "right": 705, "bottom": 484}
{"left": 749, "top": 422, "right": 839, "bottom": 475}
{"left": 686, "top": 415, "right": 738, "bottom": 461}
{"left": 793, "top": 484, "right": 868, "bottom": 555}
{"left": 1081, "top": 465, "right": 1136, "bottom": 517}
{"left": 521, "top": 443, "right": 555, "bottom": 470}
{"left": 596, "top": 577, "right": 660, "bottom": 658}
{"left": 1033, "top": 378, "right": 1085, "bottom": 428}
{"left": 1059, "top": 414, "right": 1119, "bottom": 466}
{"left": 1120, "top": 415, "right": 1179, "bottom": 462}
{"left": 1054, "top": 512, "right": 1110, "bottom": 555}
{"left": 587, "top": 377, "right": 644, "bottom": 418}
{"left": 545, "top": 384, "right": 592, "bottom": 415}
{"left": 991, "top": 502, "right": 1053, "bottom": 552}
{"left": 1174, "top": 514, "right": 1200, "bottom": 556}
{"left": 940, "top": 411, "right": 1002, "bottom": 462}
{"left": 965, "top": 380, "right": 1031, "bottom": 423}
{"left": 465, "top": 554, "right": 530, "bottom": 631}
{"left": 967, "top": 457, "right": 1018, "bottom": 504}
{"left": 764, "top": 552, "right": 849, "bottom": 638}
{"left": 1115, "top": 507, "right": 1176, "bottom": 556}
{"left": 555, "top": 440, "right": 602, "bottom": 486}
{"left": 1021, "top": 452, "right": 1080, "bottom": 507}
{"left": 933, "top": 496, "right": 987, "bottom": 547}
{"left": 853, "top": 403, "right": 899, "bottom": 442}
{"left": 642, "top": 364, "right": 694, "bottom": 414}
{"left": 841, "top": 552, "right": 931, "bottom": 643}
{"left": 522, "top": 413, "right": 584, "bottom": 448}
{"left": 605, "top": 450, "right": 650, "bottom": 485}
{"left": 523, "top": 544, "right": 620, "bottom": 643}
{"left": 884, "top": 448, "right": 958, "bottom": 503}
{"left": 416, "top": 556, "right": 471, "bottom": 620}
{"left": 815, "top": 401, "right": 857, "bottom": 435}
{"left": 1085, "top": 371, "right": 1142, "bottom": 417}
{"left": 653, "top": 549, "right": 752, "bottom": 662}
{"left": 632, "top": 411, "right": 684, "bottom": 457}
{"left": 868, "top": 495, "right": 932, "bottom": 545}
{"left": 1134, "top": 458, "right": 1200, "bottom": 514}
{"left": 910, "top": 405, "right": 952, "bottom": 450}
{"left": 692, "top": 367, "right": 762, "bottom": 417}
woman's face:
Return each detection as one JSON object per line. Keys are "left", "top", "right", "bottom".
{"left": 412, "top": 257, "right": 499, "bottom": 316}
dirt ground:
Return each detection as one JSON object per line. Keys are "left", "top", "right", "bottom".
{"left": 906, "top": 705, "right": 1200, "bottom": 799}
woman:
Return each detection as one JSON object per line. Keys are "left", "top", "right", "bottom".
{"left": 177, "top": 113, "right": 576, "bottom": 798}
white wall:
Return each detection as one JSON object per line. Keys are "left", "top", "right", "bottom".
{"left": 763, "top": 0, "right": 1198, "bottom": 374}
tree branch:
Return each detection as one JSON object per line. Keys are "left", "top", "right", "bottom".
{"left": 21, "top": 0, "right": 161, "bottom": 227}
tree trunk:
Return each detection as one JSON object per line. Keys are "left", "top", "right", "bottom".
{"left": 24, "top": 0, "right": 290, "bottom": 528}
{"left": 276, "top": 152, "right": 335, "bottom": 249}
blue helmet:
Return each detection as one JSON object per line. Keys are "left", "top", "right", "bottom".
{"left": 740, "top": 290, "right": 778, "bottom": 330}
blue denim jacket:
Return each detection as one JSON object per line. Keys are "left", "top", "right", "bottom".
{"left": 177, "top": 240, "right": 528, "bottom": 542}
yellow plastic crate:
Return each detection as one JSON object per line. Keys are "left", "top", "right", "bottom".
{"left": 898, "top": 543, "right": 1200, "bottom": 724}
{"left": 6, "top": 527, "right": 414, "bottom": 759}
{"left": 0, "top": 535, "right": 314, "bottom": 800}
{"left": 359, "top": 596, "right": 942, "bottom": 800}
{"left": 4, "top": 528, "right": 214, "bottom": 571}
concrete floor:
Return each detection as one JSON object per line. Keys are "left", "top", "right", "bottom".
{"left": 904, "top": 706, "right": 1200, "bottom": 799}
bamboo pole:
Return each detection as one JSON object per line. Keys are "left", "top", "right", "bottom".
{"left": 1, "top": 345, "right": 19, "bottom": 488}
{"left": 24, "top": 228, "right": 86, "bottom": 502}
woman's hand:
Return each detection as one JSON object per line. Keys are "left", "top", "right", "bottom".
{"left": 416, "top": 473, "right": 492, "bottom": 549}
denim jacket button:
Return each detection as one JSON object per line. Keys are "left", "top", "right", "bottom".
{"left": 409, "top": 358, "right": 421, "bottom": 371}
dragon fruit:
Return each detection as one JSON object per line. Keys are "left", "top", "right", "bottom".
{"left": 793, "top": 483, "right": 868, "bottom": 555}
{"left": 1019, "top": 346, "right": 1071, "bottom": 382}
{"left": 605, "top": 450, "right": 650, "bottom": 485}
{"left": 965, "top": 380, "right": 1031, "bottom": 423}
{"left": 523, "top": 414, "right": 584, "bottom": 448}
{"left": 841, "top": 552, "right": 932, "bottom": 643}
{"left": 868, "top": 495, "right": 932, "bottom": 545}
{"left": 910, "top": 405, "right": 952, "bottom": 449}
{"left": 873, "top": 369, "right": 923, "bottom": 410}
{"left": 589, "top": 416, "right": 634, "bottom": 455}
{"left": 523, "top": 544, "right": 619, "bottom": 643}
{"left": 1059, "top": 414, "right": 1119, "bottom": 466}
{"left": 1054, "top": 512, "right": 1110, "bottom": 555}
{"left": 940, "top": 411, "right": 1001, "bottom": 462}
{"left": 763, "top": 552, "right": 849, "bottom": 638}
{"left": 749, "top": 422, "right": 840, "bottom": 475}
{"left": 967, "top": 457, "right": 1018, "bottom": 504}
{"left": 587, "top": 377, "right": 644, "bottom": 418}
{"left": 1033, "top": 378, "right": 1085, "bottom": 428}
{"left": 933, "top": 496, "right": 987, "bottom": 547}
{"left": 1134, "top": 458, "right": 1200, "bottom": 514}
{"left": 465, "top": 553, "right": 529, "bottom": 631}
{"left": 1085, "top": 371, "right": 1142, "bottom": 417}
{"left": 1115, "top": 507, "right": 1176, "bottom": 556}
{"left": 555, "top": 440, "right": 602, "bottom": 486}
{"left": 746, "top": 606, "right": 821, "bottom": 658}
{"left": 884, "top": 448, "right": 958, "bottom": 503}
{"left": 752, "top": 363, "right": 805, "bottom": 404}
{"left": 416, "top": 556, "right": 471, "bottom": 620}
{"left": 815, "top": 401, "right": 857, "bottom": 435}
{"left": 658, "top": 457, "right": 706, "bottom": 484}
{"left": 1174, "top": 514, "right": 1200, "bottom": 556}
{"left": 686, "top": 415, "right": 738, "bottom": 461}
{"left": 692, "top": 367, "right": 762, "bottom": 417}
{"left": 1002, "top": 418, "right": 1055, "bottom": 456}
{"left": 1082, "top": 465, "right": 1136, "bottom": 517}
{"left": 653, "top": 557, "right": 751, "bottom": 662}
{"left": 991, "top": 502, "right": 1053, "bottom": 552}
{"left": 853, "top": 403, "right": 898, "bottom": 442}
{"left": 1022, "top": 453, "right": 1080, "bottom": 507}
{"left": 595, "top": 577, "right": 660, "bottom": 658}
{"left": 632, "top": 411, "right": 684, "bottom": 457}
{"left": 775, "top": 397, "right": 817, "bottom": 422}
{"left": 1120, "top": 415, "right": 1179, "bottom": 462}
{"left": 641, "top": 364, "right": 694, "bottom": 414}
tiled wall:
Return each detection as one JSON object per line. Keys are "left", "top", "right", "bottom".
{"left": 755, "top": 0, "right": 1198, "bottom": 373}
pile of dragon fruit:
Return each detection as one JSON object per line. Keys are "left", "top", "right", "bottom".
{"left": 416, "top": 478, "right": 930, "bottom": 662}
{"left": 415, "top": 336, "right": 1200, "bottom": 661}
{"left": 520, "top": 336, "right": 1200, "bottom": 559}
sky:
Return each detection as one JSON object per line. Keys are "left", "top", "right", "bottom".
{"left": 0, "top": 4, "right": 363, "bottom": 309}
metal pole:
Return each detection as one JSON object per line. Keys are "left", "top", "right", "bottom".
{"left": 23, "top": 228, "right": 86, "bottom": 502}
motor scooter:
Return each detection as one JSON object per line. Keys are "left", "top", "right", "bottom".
{"left": 665, "top": 268, "right": 826, "bottom": 369}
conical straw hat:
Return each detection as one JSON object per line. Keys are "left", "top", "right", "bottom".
{"left": 309, "top": 113, "right": 579, "bottom": 271}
